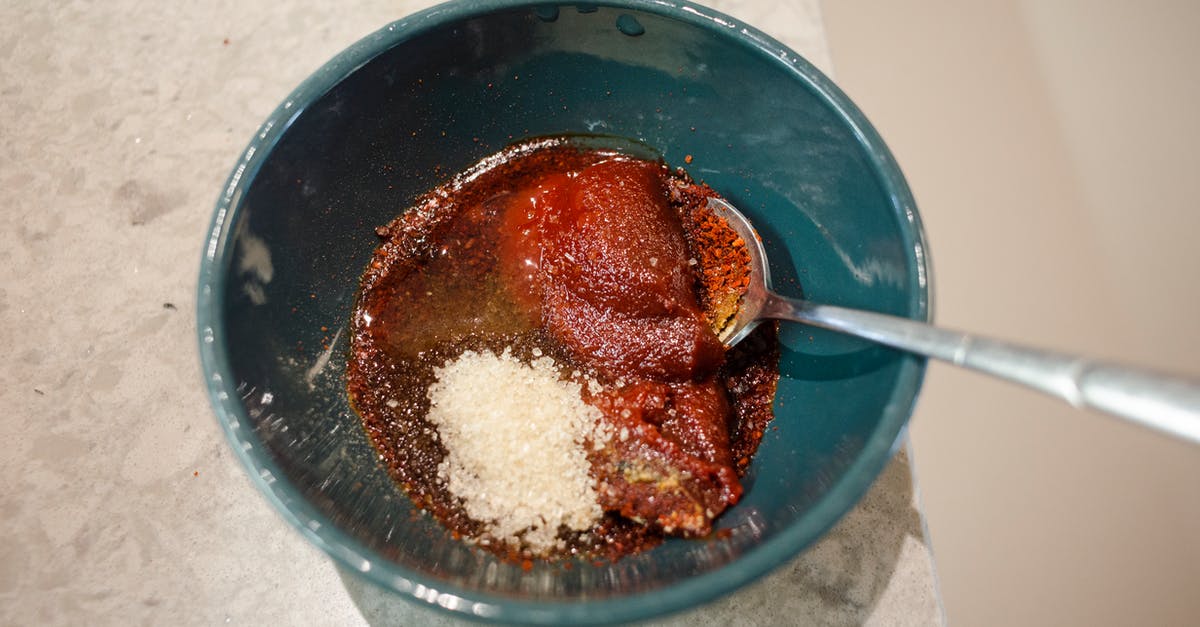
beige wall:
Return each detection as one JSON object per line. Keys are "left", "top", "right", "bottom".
{"left": 822, "top": 1, "right": 1200, "bottom": 624}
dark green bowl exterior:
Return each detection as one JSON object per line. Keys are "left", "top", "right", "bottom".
{"left": 197, "top": 1, "right": 931, "bottom": 623}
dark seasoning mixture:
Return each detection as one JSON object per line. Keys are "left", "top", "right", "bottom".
{"left": 346, "top": 137, "right": 780, "bottom": 563}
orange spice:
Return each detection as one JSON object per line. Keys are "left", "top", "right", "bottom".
{"left": 672, "top": 177, "right": 751, "bottom": 333}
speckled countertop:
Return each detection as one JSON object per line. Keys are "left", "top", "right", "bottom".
{"left": 0, "top": 1, "right": 942, "bottom": 624}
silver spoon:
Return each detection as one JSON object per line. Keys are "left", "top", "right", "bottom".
{"left": 709, "top": 197, "right": 1200, "bottom": 445}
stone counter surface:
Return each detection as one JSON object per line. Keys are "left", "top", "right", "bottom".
{"left": 0, "top": 1, "right": 942, "bottom": 624}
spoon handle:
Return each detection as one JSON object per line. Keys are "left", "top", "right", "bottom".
{"left": 763, "top": 294, "right": 1200, "bottom": 444}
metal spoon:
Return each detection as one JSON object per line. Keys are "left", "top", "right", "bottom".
{"left": 708, "top": 197, "right": 1200, "bottom": 445}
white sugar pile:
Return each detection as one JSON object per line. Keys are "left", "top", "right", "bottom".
{"left": 426, "top": 349, "right": 609, "bottom": 554}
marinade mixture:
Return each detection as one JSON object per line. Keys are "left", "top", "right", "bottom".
{"left": 346, "top": 138, "right": 780, "bottom": 562}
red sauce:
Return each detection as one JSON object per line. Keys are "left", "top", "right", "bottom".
{"left": 500, "top": 158, "right": 725, "bottom": 381}
{"left": 346, "top": 138, "right": 779, "bottom": 560}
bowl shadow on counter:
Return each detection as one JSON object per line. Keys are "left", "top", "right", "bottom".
{"left": 334, "top": 448, "right": 927, "bottom": 625}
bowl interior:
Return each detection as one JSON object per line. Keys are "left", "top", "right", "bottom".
{"left": 200, "top": 1, "right": 927, "bottom": 623}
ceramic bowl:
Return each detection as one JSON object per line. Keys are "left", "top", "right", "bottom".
{"left": 197, "top": 0, "right": 930, "bottom": 623}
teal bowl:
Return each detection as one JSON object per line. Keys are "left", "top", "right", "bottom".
{"left": 197, "top": 0, "right": 930, "bottom": 623}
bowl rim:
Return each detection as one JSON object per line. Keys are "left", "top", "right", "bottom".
{"left": 196, "top": 0, "right": 932, "bottom": 623}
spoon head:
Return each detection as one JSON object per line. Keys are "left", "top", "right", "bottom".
{"left": 706, "top": 197, "right": 773, "bottom": 347}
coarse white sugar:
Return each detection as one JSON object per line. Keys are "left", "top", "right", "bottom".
{"left": 426, "top": 348, "right": 609, "bottom": 554}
